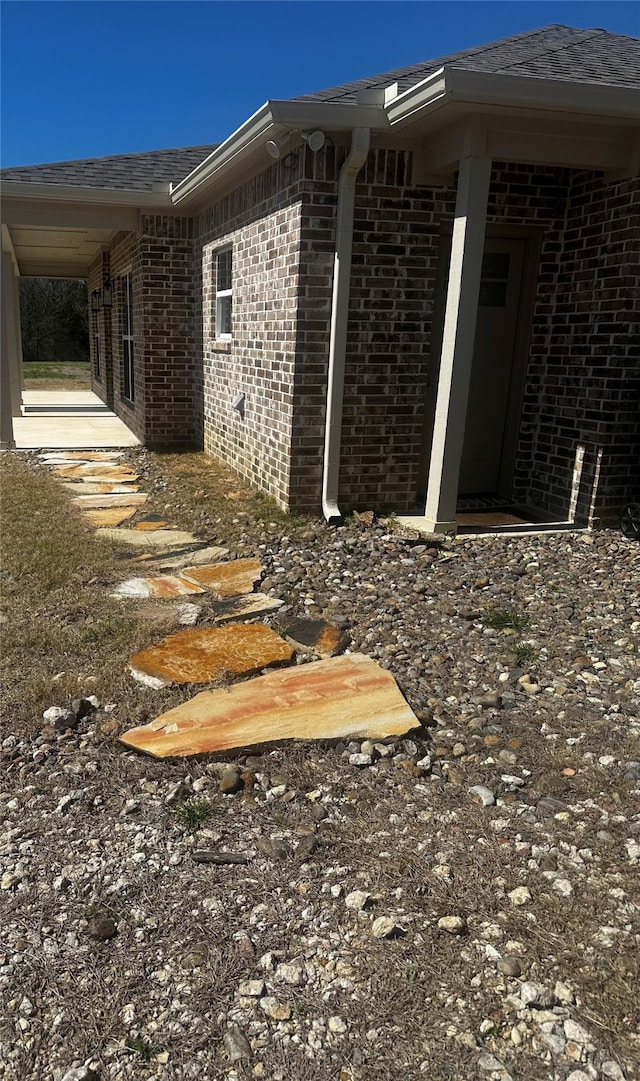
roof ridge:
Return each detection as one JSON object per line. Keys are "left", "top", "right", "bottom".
{"left": 486, "top": 26, "right": 607, "bottom": 74}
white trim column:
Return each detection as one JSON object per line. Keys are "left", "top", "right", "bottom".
{"left": 6, "top": 258, "right": 24, "bottom": 415}
{"left": 422, "top": 152, "right": 492, "bottom": 532}
{"left": 0, "top": 253, "right": 16, "bottom": 448}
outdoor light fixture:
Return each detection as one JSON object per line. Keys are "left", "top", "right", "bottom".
{"left": 266, "top": 136, "right": 288, "bottom": 160}
{"left": 101, "top": 280, "right": 113, "bottom": 308}
{"left": 91, "top": 289, "right": 101, "bottom": 313}
{"left": 301, "top": 130, "right": 326, "bottom": 152}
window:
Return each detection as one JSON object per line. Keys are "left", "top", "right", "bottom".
{"left": 122, "top": 272, "right": 134, "bottom": 402}
{"left": 215, "top": 248, "right": 232, "bottom": 339}
{"left": 94, "top": 314, "right": 101, "bottom": 381}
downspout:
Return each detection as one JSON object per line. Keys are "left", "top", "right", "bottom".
{"left": 322, "top": 126, "right": 370, "bottom": 523}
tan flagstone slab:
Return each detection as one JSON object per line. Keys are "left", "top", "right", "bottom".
{"left": 42, "top": 451, "right": 123, "bottom": 462}
{"left": 62, "top": 482, "right": 141, "bottom": 495}
{"left": 112, "top": 576, "right": 206, "bottom": 599}
{"left": 120, "top": 653, "right": 419, "bottom": 757}
{"left": 135, "top": 545, "right": 230, "bottom": 570}
{"left": 280, "top": 616, "right": 350, "bottom": 657}
{"left": 96, "top": 528, "right": 200, "bottom": 548}
{"left": 133, "top": 520, "right": 169, "bottom": 531}
{"left": 83, "top": 507, "right": 138, "bottom": 527}
{"left": 53, "top": 464, "right": 140, "bottom": 483}
{"left": 181, "top": 559, "right": 262, "bottom": 598}
{"left": 207, "top": 593, "right": 283, "bottom": 624}
{"left": 127, "top": 624, "right": 295, "bottom": 689}
{"left": 71, "top": 492, "right": 148, "bottom": 509}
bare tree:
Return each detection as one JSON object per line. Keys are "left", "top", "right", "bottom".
{"left": 19, "top": 279, "right": 89, "bottom": 363}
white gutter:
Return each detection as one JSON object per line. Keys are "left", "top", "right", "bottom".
{"left": 0, "top": 181, "right": 173, "bottom": 207}
{"left": 386, "top": 67, "right": 640, "bottom": 128}
{"left": 322, "top": 127, "right": 370, "bottom": 524}
{"left": 171, "top": 100, "right": 386, "bottom": 206}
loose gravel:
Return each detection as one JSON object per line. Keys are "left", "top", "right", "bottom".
{"left": 1, "top": 449, "right": 639, "bottom": 1081}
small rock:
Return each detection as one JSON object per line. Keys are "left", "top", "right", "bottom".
{"left": 259, "top": 997, "right": 291, "bottom": 1021}
{"left": 349, "top": 753, "right": 373, "bottom": 767}
{"left": 470, "top": 785, "right": 495, "bottom": 807}
{"left": 437, "top": 915, "right": 467, "bottom": 935}
{"left": 72, "top": 697, "right": 98, "bottom": 720}
{"left": 256, "top": 837, "right": 291, "bottom": 861}
{"left": 371, "top": 916, "right": 404, "bottom": 939}
{"left": 498, "top": 956, "right": 522, "bottom": 977}
{"left": 479, "top": 692, "right": 503, "bottom": 710}
{"left": 238, "top": 979, "right": 265, "bottom": 997}
{"left": 345, "top": 889, "right": 371, "bottom": 911}
{"left": 61, "top": 1063, "right": 100, "bottom": 1081}
{"left": 328, "top": 1015, "right": 348, "bottom": 1033}
{"left": 223, "top": 1023, "right": 252, "bottom": 1063}
{"left": 87, "top": 916, "right": 117, "bottom": 941}
{"left": 508, "top": 886, "right": 532, "bottom": 906}
{"left": 296, "top": 835, "right": 317, "bottom": 861}
{"left": 275, "top": 962, "right": 304, "bottom": 986}
{"left": 219, "top": 769, "right": 244, "bottom": 795}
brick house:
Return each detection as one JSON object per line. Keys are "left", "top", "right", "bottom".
{"left": 2, "top": 24, "right": 639, "bottom": 531}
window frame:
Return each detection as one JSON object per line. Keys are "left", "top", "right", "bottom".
{"left": 215, "top": 246, "right": 233, "bottom": 341}
{"left": 122, "top": 272, "right": 135, "bottom": 404}
{"left": 94, "top": 312, "right": 101, "bottom": 381}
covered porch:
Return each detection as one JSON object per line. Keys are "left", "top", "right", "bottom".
{"left": 0, "top": 181, "right": 170, "bottom": 450}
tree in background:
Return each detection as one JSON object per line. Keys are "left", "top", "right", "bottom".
{"left": 19, "top": 279, "right": 89, "bottom": 363}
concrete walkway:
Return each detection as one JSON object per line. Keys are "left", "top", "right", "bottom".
{"left": 12, "top": 391, "right": 139, "bottom": 449}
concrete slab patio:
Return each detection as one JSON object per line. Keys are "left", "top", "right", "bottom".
{"left": 12, "top": 391, "right": 139, "bottom": 449}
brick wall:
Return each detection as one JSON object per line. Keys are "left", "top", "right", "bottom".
{"left": 139, "top": 214, "right": 197, "bottom": 447}
{"left": 522, "top": 172, "right": 639, "bottom": 525}
{"left": 195, "top": 159, "right": 306, "bottom": 508}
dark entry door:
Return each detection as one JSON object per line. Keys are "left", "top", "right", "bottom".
{"left": 458, "top": 237, "right": 527, "bottom": 496}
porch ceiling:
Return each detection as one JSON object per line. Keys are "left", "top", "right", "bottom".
{"left": 8, "top": 224, "right": 115, "bottom": 278}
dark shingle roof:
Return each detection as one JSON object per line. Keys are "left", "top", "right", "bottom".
{"left": 295, "top": 25, "right": 640, "bottom": 103}
{"left": 0, "top": 144, "right": 218, "bottom": 190}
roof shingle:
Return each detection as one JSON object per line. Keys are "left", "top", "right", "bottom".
{"left": 0, "top": 144, "right": 218, "bottom": 191}
{"left": 294, "top": 25, "right": 640, "bottom": 103}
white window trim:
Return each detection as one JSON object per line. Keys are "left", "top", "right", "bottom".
{"left": 215, "top": 247, "right": 233, "bottom": 341}
{"left": 122, "top": 271, "right": 135, "bottom": 403}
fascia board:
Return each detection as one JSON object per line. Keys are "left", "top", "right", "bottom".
{"left": 447, "top": 69, "right": 640, "bottom": 120}
{"left": 387, "top": 67, "right": 640, "bottom": 130}
{"left": 0, "top": 181, "right": 173, "bottom": 207}
{"left": 171, "top": 99, "right": 387, "bottom": 207}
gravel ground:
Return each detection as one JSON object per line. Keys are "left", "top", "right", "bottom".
{"left": 1, "top": 450, "right": 639, "bottom": 1081}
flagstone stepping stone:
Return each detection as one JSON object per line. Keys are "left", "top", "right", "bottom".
{"left": 53, "top": 464, "right": 140, "bottom": 483}
{"left": 133, "top": 545, "right": 230, "bottom": 570}
{"left": 180, "top": 559, "right": 262, "bottom": 598}
{"left": 41, "top": 451, "right": 123, "bottom": 462}
{"left": 62, "top": 482, "right": 141, "bottom": 495}
{"left": 133, "top": 517, "right": 169, "bottom": 531}
{"left": 96, "top": 528, "right": 200, "bottom": 548}
{"left": 120, "top": 653, "right": 419, "bottom": 757}
{"left": 71, "top": 492, "right": 148, "bottom": 509}
{"left": 127, "top": 624, "right": 295, "bottom": 689}
{"left": 112, "top": 575, "right": 206, "bottom": 599}
{"left": 83, "top": 507, "right": 138, "bottom": 527}
{"left": 279, "top": 616, "right": 349, "bottom": 657}
{"left": 206, "top": 593, "right": 283, "bottom": 623}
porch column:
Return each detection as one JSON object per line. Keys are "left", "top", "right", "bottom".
{"left": 423, "top": 153, "right": 491, "bottom": 532}
{"left": 0, "top": 251, "right": 18, "bottom": 447}
{"left": 7, "top": 259, "right": 24, "bottom": 414}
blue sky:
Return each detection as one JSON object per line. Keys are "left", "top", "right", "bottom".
{"left": 1, "top": 0, "right": 638, "bottom": 166}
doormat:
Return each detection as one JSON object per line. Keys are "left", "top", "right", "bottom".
{"left": 456, "top": 495, "right": 515, "bottom": 513}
